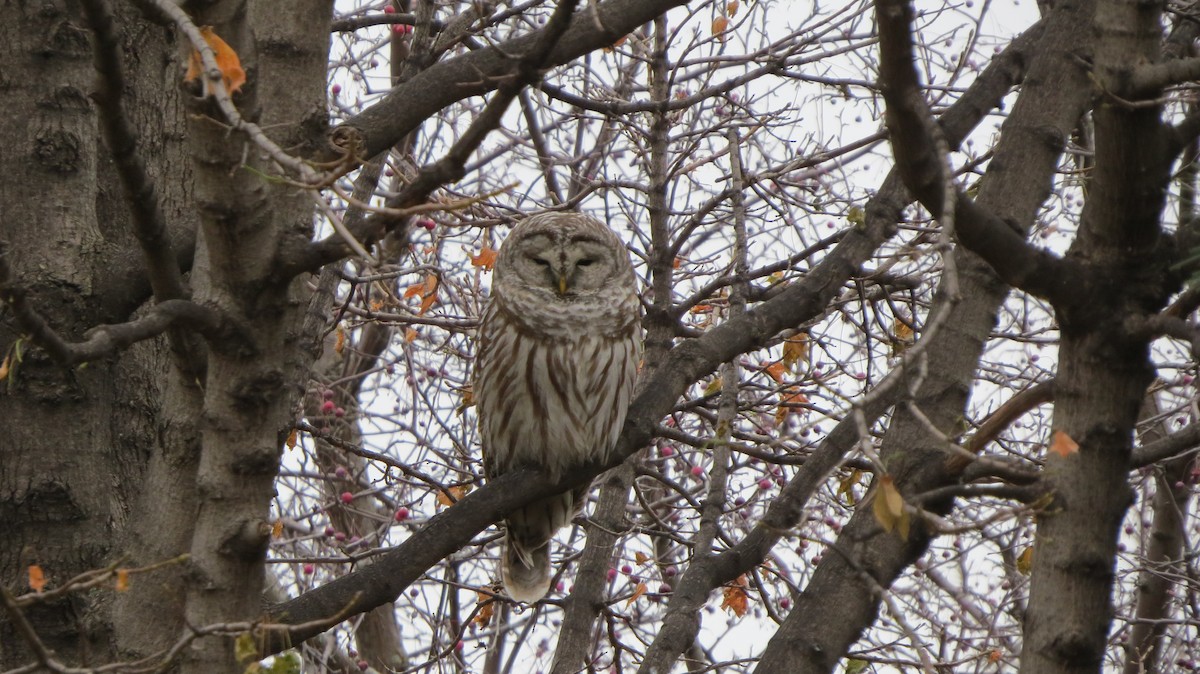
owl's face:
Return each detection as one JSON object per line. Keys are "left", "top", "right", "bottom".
{"left": 495, "top": 214, "right": 632, "bottom": 300}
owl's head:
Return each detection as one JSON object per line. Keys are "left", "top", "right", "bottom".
{"left": 495, "top": 212, "right": 633, "bottom": 298}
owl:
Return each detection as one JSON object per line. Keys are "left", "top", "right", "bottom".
{"left": 472, "top": 211, "right": 642, "bottom": 602}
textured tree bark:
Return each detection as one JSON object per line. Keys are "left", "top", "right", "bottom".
{"left": 755, "top": 0, "right": 1098, "bottom": 670}
{"left": 0, "top": 2, "right": 191, "bottom": 665}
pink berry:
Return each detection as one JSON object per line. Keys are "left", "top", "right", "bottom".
{"left": 340, "top": 491, "right": 354, "bottom": 504}
{"left": 663, "top": 565, "right": 677, "bottom": 578}
{"left": 321, "top": 400, "right": 336, "bottom": 414}
{"left": 324, "top": 526, "right": 336, "bottom": 537}
{"left": 394, "top": 507, "right": 410, "bottom": 521}
{"left": 621, "top": 564, "right": 633, "bottom": 574}
{"left": 659, "top": 584, "right": 672, "bottom": 593}
{"left": 330, "top": 84, "right": 341, "bottom": 95}
{"left": 758, "top": 478, "right": 772, "bottom": 489}
{"left": 416, "top": 218, "right": 436, "bottom": 230}
{"left": 334, "top": 531, "right": 347, "bottom": 542}
{"left": 335, "top": 466, "right": 348, "bottom": 479}
{"left": 555, "top": 581, "right": 564, "bottom": 592}
{"left": 322, "top": 389, "right": 335, "bottom": 400}
{"left": 357, "top": 661, "right": 369, "bottom": 671}
{"left": 303, "top": 563, "right": 315, "bottom": 575}
{"left": 606, "top": 568, "right": 617, "bottom": 582}
{"left": 454, "top": 640, "right": 464, "bottom": 652}
{"left": 780, "top": 597, "right": 791, "bottom": 609}
{"left": 690, "top": 466, "right": 704, "bottom": 477}
{"left": 334, "top": 406, "right": 346, "bottom": 418}
{"left": 392, "top": 23, "right": 405, "bottom": 34}
{"left": 660, "top": 446, "right": 674, "bottom": 457}
{"left": 383, "top": 4, "right": 396, "bottom": 12}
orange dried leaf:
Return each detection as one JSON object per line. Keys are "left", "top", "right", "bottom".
{"left": 603, "top": 33, "right": 629, "bottom": 52}
{"left": 1049, "top": 430, "right": 1079, "bottom": 458}
{"left": 285, "top": 428, "right": 298, "bottom": 450}
{"left": 893, "top": 319, "right": 915, "bottom": 342}
{"left": 626, "top": 581, "right": 648, "bottom": 606}
{"left": 782, "top": 334, "right": 809, "bottom": 371}
{"left": 988, "top": 649, "right": 1002, "bottom": 664}
{"left": 115, "top": 568, "right": 130, "bottom": 592}
{"left": 272, "top": 520, "right": 284, "bottom": 539}
{"left": 436, "top": 484, "right": 469, "bottom": 507}
{"left": 0, "top": 352, "right": 10, "bottom": 382}
{"left": 711, "top": 15, "right": 729, "bottom": 39}
{"left": 475, "top": 591, "right": 495, "bottom": 626}
{"left": 634, "top": 551, "right": 651, "bottom": 565}
{"left": 456, "top": 386, "right": 475, "bottom": 415}
{"left": 334, "top": 327, "right": 346, "bottom": 354}
{"left": 184, "top": 27, "right": 246, "bottom": 96}
{"left": 471, "top": 246, "right": 498, "bottom": 271}
{"left": 776, "top": 386, "right": 808, "bottom": 424}
{"left": 721, "top": 575, "right": 749, "bottom": 617}
{"left": 404, "top": 328, "right": 418, "bottom": 344}
{"left": 404, "top": 274, "right": 439, "bottom": 316}
{"left": 691, "top": 304, "right": 714, "bottom": 314}
{"left": 28, "top": 565, "right": 46, "bottom": 593}
{"left": 727, "top": 0, "right": 740, "bottom": 16}
{"left": 764, "top": 361, "right": 786, "bottom": 383}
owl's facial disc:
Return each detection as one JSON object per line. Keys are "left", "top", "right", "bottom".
{"left": 516, "top": 235, "right": 614, "bottom": 297}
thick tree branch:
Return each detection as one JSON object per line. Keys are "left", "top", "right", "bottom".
{"left": 278, "top": 0, "right": 585, "bottom": 277}
{"left": 325, "top": 0, "right": 688, "bottom": 164}
{"left": 875, "top": 0, "right": 1073, "bottom": 305}
{"left": 0, "top": 243, "right": 246, "bottom": 365}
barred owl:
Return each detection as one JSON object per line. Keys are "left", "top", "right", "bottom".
{"left": 473, "top": 212, "right": 641, "bottom": 602}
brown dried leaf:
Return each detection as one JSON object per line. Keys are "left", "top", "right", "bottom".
{"left": 626, "top": 581, "right": 647, "bottom": 606}
{"left": 28, "top": 565, "right": 46, "bottom": 593}
{"left": 1049, "top": 430, "right": 1079, "bottom": 458}
{"left": 721, "top": 575, "right": 749, "bottom": 617}
{"left": 184, "top": 27, "right": 246, "bottom": 96}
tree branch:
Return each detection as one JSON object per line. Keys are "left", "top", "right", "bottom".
{"left": 875, "top": 0, "right": 1073, "bottom": 304}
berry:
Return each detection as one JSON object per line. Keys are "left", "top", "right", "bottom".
{"left": 340, "top": 491, "right": 354, "bottom": 504}
{"left": 606, "top": 568, "right": 617, "bottom": 582}
{"left": 321, "top": 400, "right": 336, "bottom": 414}
{"left": 660, "top": 446, "right": 674, "bottom": 457}
{"left": 690, "top": 466, "right": 704, "bottom": 477}
{"left": 357, "top": 661, "right": 369, "bottom": 671}
{"left": 303, "top": 564, "right": 315, "bottom": 575}
{"left": 324, "top": 526, "right": 336, "bottom": 537}
{"left": 330, "top": 84, "right": 341, "bottom": 96}
{"left": 335, "top": 466, "right": 348, "bottom": 479}
{"left": 394, "top": 507, "right": 410, "bottom": 521}
{"left": 621, "top": 564, "right": 633, "bottom": 574}
{"left": 779, "top": 597, "right": 791, "bottom": 609}
{"left": 383, "top": 4, "right": 396, "bottom": 12}
{"left": 758, "top": 478, "right": 772, "bottom": 489}
{"left": 334, "top": 406, "right": 346, "bottom": 418}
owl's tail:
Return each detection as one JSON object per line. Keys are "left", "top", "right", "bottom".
{"left": 500, "top": 489, "right": 584, "bottom": 603}
{"left": 502, "top": 534, "right": 552, "bottom": 603}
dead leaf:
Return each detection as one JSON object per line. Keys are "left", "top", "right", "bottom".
{"left": 404, "top": 274, "right": 439, "bottom": 316}
{"left": 271, "top": 520, "right": 284, "bottom": 539}
{"left": 837, "top": 468, "right": 864, "bottom": 505}
{"left": 184, "top": 27, "right": 246, "bottom": 96}
{"left": 1016, "top": 546, "right": 1034, "bottom": 575}
{"left": 764, "top": 361, "right": 786, "bottom": 383}
{"left": 475, "top": 591, "right": 495, "bottom": 627}
{"left": 28, "top": 565, "right": 46, "bottom": 593}
{"left": 115, "top": 569, "right": 130, "bottom": 592}
{"left": 436, "top": 484, "right": 469, "bottom": 507}
{"left": 872, "top": 475, "right": 910, "bottom": 540}
{"left": 775, "top": 387, "right": 809, "bottom": 424}
{"left": 0, "top": 352, "right": 10, "bottom": 382}
{"left": 721, "top": 575, "right": 749, "bottom": 617}
{"left": 470, "top": 246, "right": 497, "bottom": 271}
{"left": 456, "top": 387, "right": 475, "bottom": 415}
{"left": 727, "top": 0, "right": 740, "bottom": 17}
{"left": 1049, "top": 430, "right": 1079, "bottom": 458}
{"left": 603, "top": 33, "right": 629, "bottom": 52}
{"left": 404, "top": 328, "right": 418, "bottom": 344}
{"left": 334, "top": 326, "right": 346, "bottom": 354}
{"left": 626, "top": 581, "right": 647, "bottom": 606}
{"left": 285, "top": 428, "right": 298, "bottom": 450}
{"left": 782, "top": 333, "right": 809, "bottom": 371}
{"left": 711, "top": 15, "right": 729, "bottom": 39}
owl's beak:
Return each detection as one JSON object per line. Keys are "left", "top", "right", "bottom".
{"left": 557, "top": 274, "right": 569, "bottom": 295}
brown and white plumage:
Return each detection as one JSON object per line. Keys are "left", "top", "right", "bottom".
{"left": 472, "top": 212, "right": 641, "bottom": 602}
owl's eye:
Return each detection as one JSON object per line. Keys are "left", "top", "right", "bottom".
{"left": 531, "top": 257, "right": 552, "bottom": 267}
{"left": 576, "top": 259, "right": 596, "bottom": 267}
